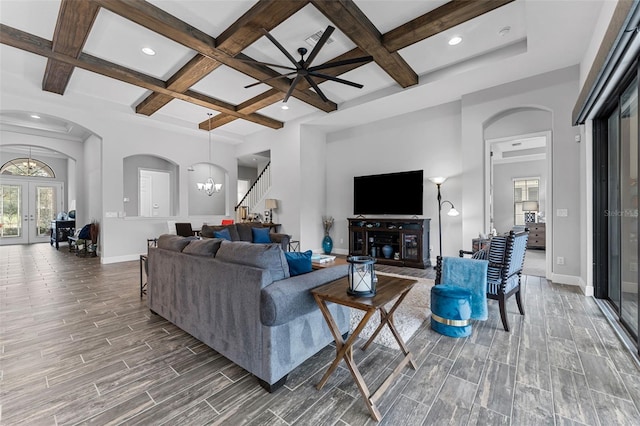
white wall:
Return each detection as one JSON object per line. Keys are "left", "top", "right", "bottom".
{"left": 461, "top": 66, "right": 582, "bottom": 284}
{"left": 325, "top": 101, "right": 462, "bottom": 262}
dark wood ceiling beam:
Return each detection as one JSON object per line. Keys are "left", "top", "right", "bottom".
{"left": 0, "top": 24, "right": 283, "bottom": 129}
{"left": 95, "top": 0, "right": 334, "bottom": 114}
{"left": 310, "top": 0, "right": 418, "bottom": 88}
{"left": 137, "top": 0, "right": 309, "bottom": 116}
{"left": 42, "top": 0, "right": 100, "bottom": 94}
{"left": 382, "top": 0, "right": 516, "bottom": 52}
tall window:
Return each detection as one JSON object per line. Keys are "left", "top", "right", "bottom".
{"left": 514, "top": 178, "right": 539, "bottom": 225}
{"left": 0, "top": 158, "right": 55, "bottom": 178}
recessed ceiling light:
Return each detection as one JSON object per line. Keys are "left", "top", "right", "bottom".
{"left": 281, "top": 104, "right": 289, "bottom": 110}
{"left": 30, "top": 114, "right": 40, "bottom": 119}
{"left": 448, "top": 36, "right": 462, "bottom": 46}
{"left": 141, "top": 47, "right": 156, "bottom": 56}
{"left": 498, "top": 26, "right": 511, "bottom": 37}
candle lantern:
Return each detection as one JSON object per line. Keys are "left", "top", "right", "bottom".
{"left": 347, "top": 256, "right": 377, "bottom": 297}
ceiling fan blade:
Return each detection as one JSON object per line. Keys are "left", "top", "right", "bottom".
{"left": 261, "top": 28, "right": 299, "bottom": 68}
{"left": 304, "top": 75, "right": 329, "bottom": 103}
{"left": 304, "top": 25, "right": 335, "bottom": 67}
{"left": 309, "top": 72, "right": 364, "bottom": 89}
{"left": 283, "top": 74, "right": 303, "bottom": 103}
{"left": 234, "top": 57, "right": 297, "bottom": 72}
{"left": 308, "top": 56, "right": 374, "bottom": 72}
{"left": 244, "top": 72, "right": 296, "bottom": 89}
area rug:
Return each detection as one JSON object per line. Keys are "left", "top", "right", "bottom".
{"left": 349, "top": 272, "right": 434, "bottom": 350}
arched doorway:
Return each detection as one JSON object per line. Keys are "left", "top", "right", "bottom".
{"left": 483, "top": 107, "right": 553, "bottom": 278}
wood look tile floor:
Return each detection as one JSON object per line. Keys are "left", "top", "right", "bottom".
{"left": 1, "top": 244, "right": 640, "bottom": 425}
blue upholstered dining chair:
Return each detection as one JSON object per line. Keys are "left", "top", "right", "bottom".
{"left": 436, "top": 228, "right": 529, "bottom": 332}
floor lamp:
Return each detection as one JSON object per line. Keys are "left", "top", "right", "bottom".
{"left": 429, "top": 177, "right": 460, "bottom": 261}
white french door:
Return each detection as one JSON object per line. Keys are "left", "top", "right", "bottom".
{"left": 0, "top": 179, "right": 63, "bottom": 245}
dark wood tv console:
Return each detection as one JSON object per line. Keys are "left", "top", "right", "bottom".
{"left": 348, "top": 218, "right": 431, "bottom": 269}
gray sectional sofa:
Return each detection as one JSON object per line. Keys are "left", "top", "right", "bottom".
{"left": 147, "top": 235, "right": 350, "bottom": 391}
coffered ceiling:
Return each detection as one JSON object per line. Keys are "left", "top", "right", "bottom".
{"left": 0, "top": 0, "right": 605, "bottom": 142}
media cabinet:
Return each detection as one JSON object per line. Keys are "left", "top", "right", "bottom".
{"left": 348, "top": 218, "right": 431, "bottom": 269}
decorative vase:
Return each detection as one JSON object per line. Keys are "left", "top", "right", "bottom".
{"left": 382, "top": 244, "right": 393, "bottom": 259}
{"left": 322, "top": 235, "right": 333, "bottom": 254}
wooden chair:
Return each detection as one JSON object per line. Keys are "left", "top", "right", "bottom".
{"left": 436, "top": 228, "right": 529, "bottom": 331}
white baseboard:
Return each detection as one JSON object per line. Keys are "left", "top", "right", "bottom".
{"left": 549, "top": 273, "right": 593, "bottom": 296}
{"left": 102, "top": 254, "right": 141, "bottom": 264}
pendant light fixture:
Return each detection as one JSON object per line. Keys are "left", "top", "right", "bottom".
{"left": 196, "top": 113, "right": 222, "bottom": 196}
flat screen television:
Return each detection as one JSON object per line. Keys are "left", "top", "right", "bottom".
{"left": 354, "top": 170, "right": 423, "bottom": 215}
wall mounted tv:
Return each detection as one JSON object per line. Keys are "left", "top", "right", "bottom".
{"left": 354, "top": 170, "right": 423, "bottom": 215}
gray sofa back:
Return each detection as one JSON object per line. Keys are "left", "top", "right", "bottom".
{"left": 200, "top": 222, "right": 290, "bottom": 251}
{"left": 147, "top": 239, "right": 349, "bottom": 388}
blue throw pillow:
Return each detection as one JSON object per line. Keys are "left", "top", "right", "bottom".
{"left": 252, "top": 227, "right": 272, "bottom": 243}
{"left": 285, "top": 250, "right": 313, "bottom": 276}
{"left": 213, "top": 228, "right": 232, "bottom": 241}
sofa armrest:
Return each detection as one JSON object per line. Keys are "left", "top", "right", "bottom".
{"left": 269, "top": 233, "right": 290, "bottom": 251}
{"left": 261, "top": 264, "right": 348, "bottom": 326}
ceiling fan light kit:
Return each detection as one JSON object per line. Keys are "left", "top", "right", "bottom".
{"left": 241, "top": 25, "right": 373, "bottom": 104}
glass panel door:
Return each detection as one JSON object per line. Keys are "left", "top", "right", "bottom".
{"left": 0, "top": 183, "right": 23, "bottom": 242}
{"left": 0, "top": 179, "right": 62, "bottom": 245}
{"left": 608, "top": 107, "right": 621, "bottom": 312}
{"left": 620, "top": 76, "right": 638, "bottom": 336}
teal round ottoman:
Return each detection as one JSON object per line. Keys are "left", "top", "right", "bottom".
{"left": 430, "top": 284, "right": 472, "bottom": 337}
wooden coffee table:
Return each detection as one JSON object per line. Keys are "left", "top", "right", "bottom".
{"left": 311, "top": 274, "right": 418, "bottom": 421}
{"left": 311, "top": 256, "right": 348, "bottom": 269}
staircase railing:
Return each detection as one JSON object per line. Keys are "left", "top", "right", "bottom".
{"left": 235, "top": 162, "right": 271, "bottom": 216}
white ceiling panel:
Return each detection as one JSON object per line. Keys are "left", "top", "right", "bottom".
{"left": 65, "top": 68, "right": 150, "bottom": 107}
{"left": 83, "top": 8, "right": 196, "bottom": 80}
{"left": 191, "top": 65, "right": 270, "bottom": 105}
{"left": 149, "top": 0, "right": 258, "bottom": 37}
{"left": 0, "top": 0, "right": 60, "bottom": 40}
{"left": 400, "top": 1, "right": 526, "bottom": 75}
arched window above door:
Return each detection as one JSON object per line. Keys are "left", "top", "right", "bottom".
{"left": 0, "top": 158, "right": 55, "bottom": 178}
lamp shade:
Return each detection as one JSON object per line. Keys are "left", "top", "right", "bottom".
{"left": 265, "top": 199, "right": 278, "bottom": 210}
{"left": 522, "top": 201, "right": 539, "bottom": 211}
{"left": 429, "top": 176, "right": 447, "bottom": 185}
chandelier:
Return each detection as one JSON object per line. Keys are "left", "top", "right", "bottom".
{"left": 197, "top": 113, "right": 222, "bottom": 196}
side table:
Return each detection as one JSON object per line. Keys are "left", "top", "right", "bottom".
{"left": 311, "top": 274, "right": 418, "bottom": 421}
{"left": 288, "top": 240, "right": 300, "bottom": 252}
{"left": 139, "top": 254, "right": 148, "bottom": 298}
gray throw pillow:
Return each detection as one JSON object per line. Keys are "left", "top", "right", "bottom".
{"left": 157, "top": 234, "right": 195, "bottom": 252}
{"left": 182, "top": 238, "right": 224, "bottom": 257}
{"left": 215, "top": 241, "right": 290, "bottom": 281}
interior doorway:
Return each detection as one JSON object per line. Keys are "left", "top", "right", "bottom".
{"left": 0, "top": 178, "right": 63, "bottom": 245}
{"left": 485, "top": 131, "right": 551, "bottom": 277}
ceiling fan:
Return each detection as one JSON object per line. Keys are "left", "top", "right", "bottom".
{"left": 239, "top": 25, "right": 373, "bottom": 103}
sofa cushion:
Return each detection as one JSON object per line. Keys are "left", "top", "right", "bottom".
{"left": 182, "top": 238, "right": 224, "bottom": 257}
{"left": 215, "top": 240, "right": 290, "bottom": 281}
{"left": 252, "top": 227, "right": 272, "bottom": 244}
{"left": 236, "top": 222, "right": 261, "bottom": 241}
{"left": 284, "top": 250, "right": 312, "bottom": 276}
{"left": 200, "top": 224, "right": 240, "bottom": 241}
{"left": 157, "top": 234, "right": 195, "bottom": 252}
{"left": 214, "top": 228, "right": 232, "bottom": 241}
